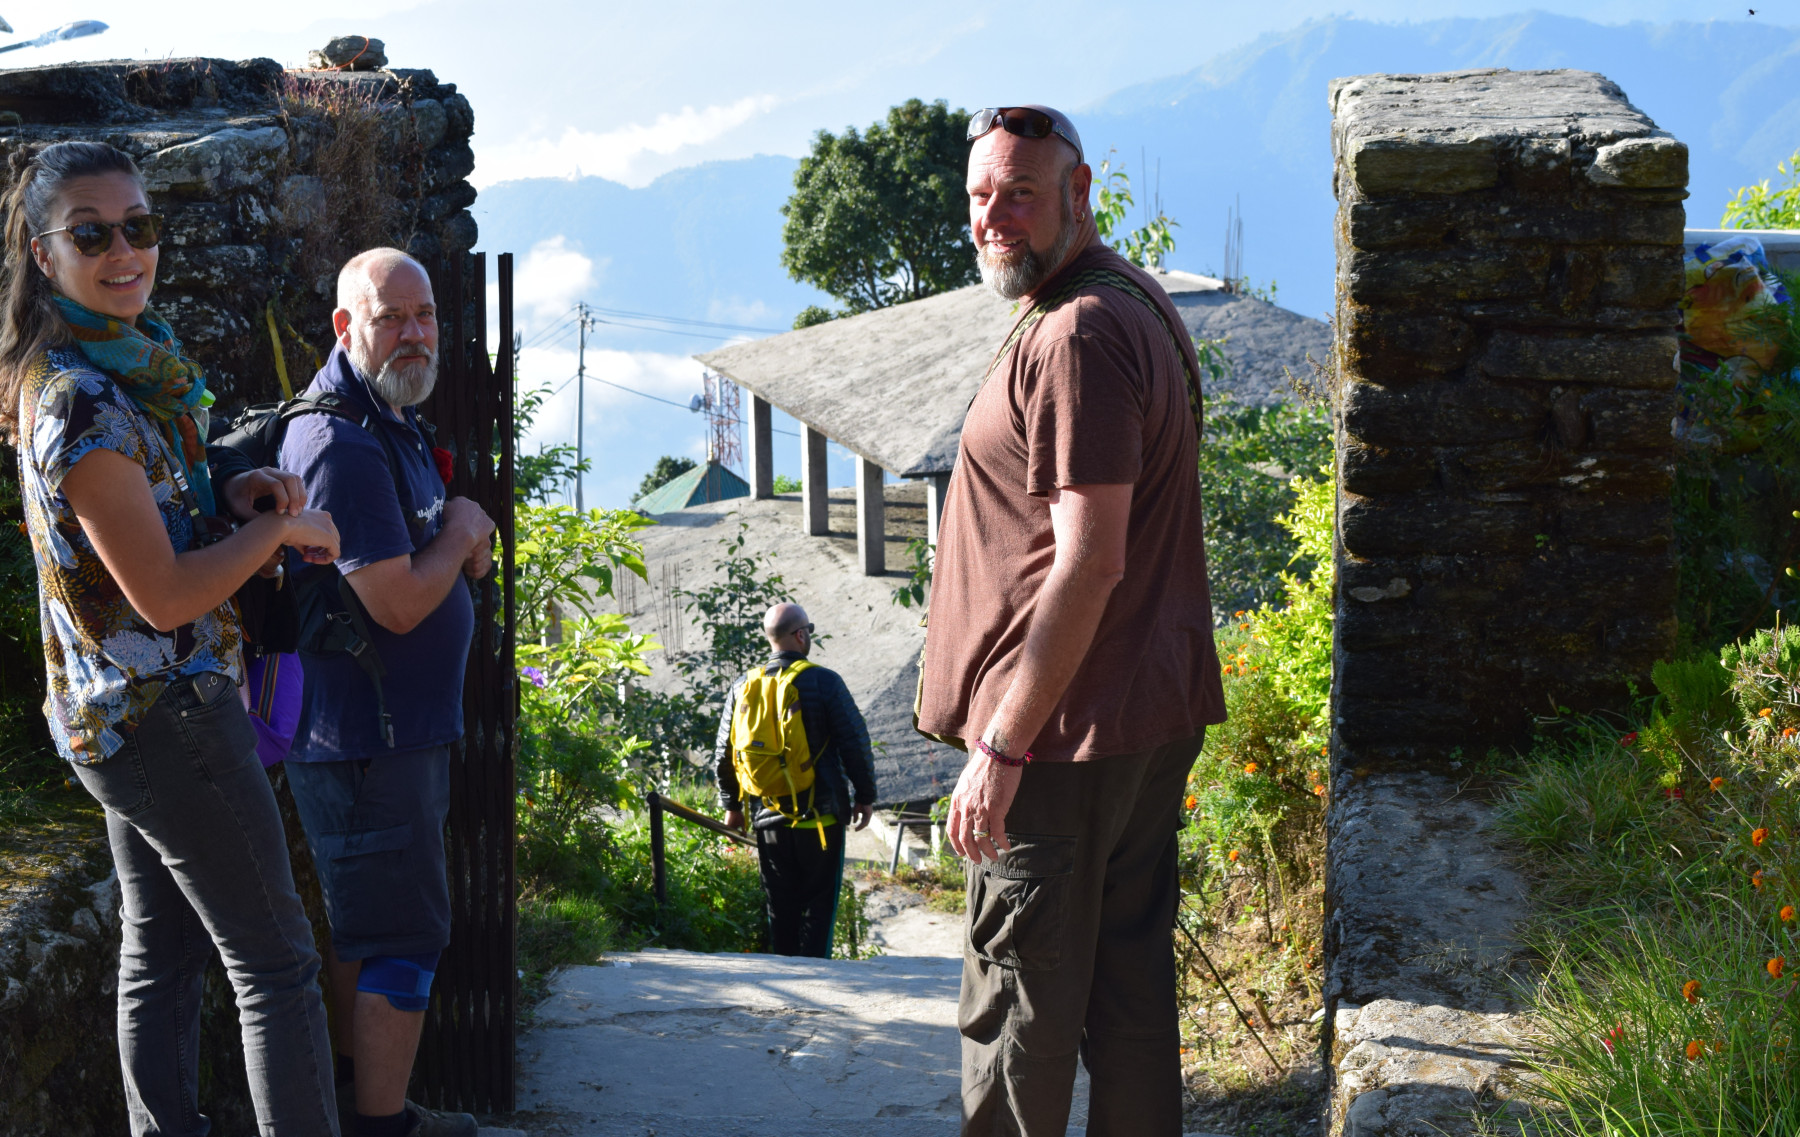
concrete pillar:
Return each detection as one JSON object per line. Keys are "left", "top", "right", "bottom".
{"left": 856, "top": 456, "right": 886, "bottom": 575}
{"left": 745, "top": 392, "right": 773, "bottom": 499}
{"left": 925, "top": 472, "right": 951, "bottom": 549}
{"left": 1329, "top": 69, "right": 1683, "bottom": 769}
{"left": 801, "top": 423, "right": 829, "bottom": 536}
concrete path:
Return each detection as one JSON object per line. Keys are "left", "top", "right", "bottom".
{"left": 511, "top": 950, "right": 1106, "bottom": 1137}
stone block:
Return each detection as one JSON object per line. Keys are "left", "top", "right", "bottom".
{"left": 1340, "top": 443, "right": 1436, "bottom": 496}
{"left": 1598, "top": 245, "right": 1685, "bottom": 310}
{"left": 1583, "top": 387, "right": 1676, "bottom": 451}
{"left": 161, "top": 201, "right": 232, "bottom": 247}
{"left": 309, "top": 36, "right": 387, "bottom": 71}
{"left": 409, "top": 97, "right": 448, "bottom": 150}
{"left": 1340, "top": 493, "right": 1539, "bottom": 557}
{"left": 1346, "top": 198, "right": 1686, "bottom": 251}
{"left": 1481, "top": 330, "right": 1678, "bottom": 388}
{"left": 1346, "top": 136, "right": 1500, "bottom": 195}
{"left": 1344, "top": 248, "right": 1546, "bottom": 306}
{"left": 140, "top": 125, "right": 289, "bottom": 196}
{"left": 1341, "top": 312, "right": 1475, "bottom": 381}
{"left": 443, "top": 92, "right": 475, "bottom": 140}
{"left": 1587, "top": 135, "right": 1688, "bottom": 188}
{"left": 155, "top": 244, "right": 270, "bottom": 291}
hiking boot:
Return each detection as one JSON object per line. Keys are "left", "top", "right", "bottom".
{"left": 402, "top": 1099, "right": 478, "bottom": 1136}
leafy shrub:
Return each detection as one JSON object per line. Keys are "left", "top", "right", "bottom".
{"left": 673, "top": 521, "right": 792, "bottom": 715}
{"left": 1196, "top": 390, "right": 1332, "bottom": 621}
{"left": 771, "top": 473, "right": 802, "bottom": 493}
{"left": 1723, "top": 149, "right": 1800, "bottom": 231}
{"left": 1181, "top": 466, "right": 1332, "bottom": 958}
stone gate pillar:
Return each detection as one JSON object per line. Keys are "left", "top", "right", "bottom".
{"left": 1321, "top": 69, "right": 1686, "bottom": 1136}
{"left": 1330, "top": 69, "right": 1685, "bottom": 769}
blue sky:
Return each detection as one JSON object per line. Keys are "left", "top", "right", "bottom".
{"left": 16, "top": 1, "right": 1800, "bottom": 507}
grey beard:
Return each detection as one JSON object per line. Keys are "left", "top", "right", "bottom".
{"left": 977, "top": 208, "right": 1080, "bottom": 300}
{"left": 356, "top": 346, "right": 439, "bottom": 408}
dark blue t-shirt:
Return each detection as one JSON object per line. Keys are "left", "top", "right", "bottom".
{"left": 279, "top": 346, "right": 474, "bottom": 761}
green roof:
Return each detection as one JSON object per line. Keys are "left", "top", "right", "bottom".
{"left": 634, "top": 460, "right": 749, "bottom": 513}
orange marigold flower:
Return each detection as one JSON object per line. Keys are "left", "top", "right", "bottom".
{"left": 1782, "top": 905, "right": 1796, "bottom": 923}
{"left": 1238, "top": 623, "right": 1250, "bottom": 631}
{"left": 1771, "top": 957, "right": 1787, "bottom": 980}
{"left": 1228, "top": 849, "right": 1240, "bottom": 863}
{"left": 1312, "top": 784, "right": 1326, "bottom": 796}
{"left": 1754, "top": 828, "right": 1770, "bottom": 847}
{"left": 1184, "top": 794, "right": 1199, "bottom": 810}
{"left": 1244, "top": 762, "right": 1259, "bottom": 775}
{"left": 1683, "top": 979, "right": 1701, "bottom": 1003}
{"left": 1221, "top": 665, "right": 1234, "bottom": 676}
{"left": 1234, "top": 610, "right": 1246, "bottom": 619}
{"left": 1760, "top": 707, "right": 1775, "bottom": 718}
{"left": 1754, "top": 870, "right": 1766, "bottom": 890}
{"left": 1686, "top": 1039, "right": 1704, "bottom": 1061}
{"left": 1787, "top": 727, "right": 1799, "bottom": 739}
{"left": 1711, "top": 777, "right": 1726, "bottom": 791}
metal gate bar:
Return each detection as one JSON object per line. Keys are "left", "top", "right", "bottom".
{"left": 412, "top": 251, "right": 517, "bottom": 1114}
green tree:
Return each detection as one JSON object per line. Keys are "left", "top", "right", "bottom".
{"left": 781, "top": 98, "right": 976, "bottom": 314}
{"left": 634, "top": 455, "right": 697, "bottom": 504}
{"left": 1723, "top": 150, "right": 1800, "bottom": 230}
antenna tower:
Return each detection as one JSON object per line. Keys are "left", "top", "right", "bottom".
{"left": 701, "top": 371, "right": 742, "bottom": 472}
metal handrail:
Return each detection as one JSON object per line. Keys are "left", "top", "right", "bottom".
{"left": 647, "top": 791, "right": 755, "bottom": 907}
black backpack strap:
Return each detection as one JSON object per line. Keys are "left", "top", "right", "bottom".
{"left": 300, "top": 571, "right": 396, "bottom": 749}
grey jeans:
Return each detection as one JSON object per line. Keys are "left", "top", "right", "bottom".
{"left": 74, "top": 671, "right": 339, "bottom": 1137}
{"left": 959, "top": 731, "right": 1204, "bottom": 1137}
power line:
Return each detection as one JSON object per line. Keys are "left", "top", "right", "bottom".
{"left": 587, "top": 305, "right": 783, "bottom": 334}
{"left": 571, "top": 374, "right": 799, "bottom": 437}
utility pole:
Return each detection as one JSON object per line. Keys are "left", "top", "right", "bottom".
{"left": 574, "top": 302, "right": 590, "bottom": 511}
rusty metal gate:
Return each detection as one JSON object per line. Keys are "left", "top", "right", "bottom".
{"left": 413, "top": 252, "right": 518, "bottom": 1114}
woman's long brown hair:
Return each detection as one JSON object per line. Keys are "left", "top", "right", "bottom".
{"left": 0, "top": 141, "right": 145, "bottom": 444}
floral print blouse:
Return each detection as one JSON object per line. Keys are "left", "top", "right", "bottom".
{"left": 18, "top": 347, "right": 242, "bottom": 764}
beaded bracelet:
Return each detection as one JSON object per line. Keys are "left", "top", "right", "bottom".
{"left": 976, "top": 738, "right": 1033, "bottom": 767}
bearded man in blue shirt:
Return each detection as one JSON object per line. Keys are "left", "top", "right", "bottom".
{"left": 280, "top": 248, "right": 496, "bottom": 1137}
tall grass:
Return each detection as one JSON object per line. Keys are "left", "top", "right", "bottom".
{"left": 1499, "top": 628, "right": 1800, "bottom": 1132}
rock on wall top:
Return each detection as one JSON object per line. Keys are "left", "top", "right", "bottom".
{"left": 0, "top": 55, "right": 479, "bottom": 409}
{"left": 1328, "top": 69, "right": 1684, "bottom": 766}
{"left": 1330, "top": 68, "right": 1687, "bottom": 197}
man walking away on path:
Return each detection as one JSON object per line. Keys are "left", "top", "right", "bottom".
{"left": 915, "top": 105, "right": 1228, "bottom": 1136}
{"left": 280, "top": 248, "right": 497, "bottom": 1137}
{"left": 717, "top": 602, "right": 878, "bottom": 958}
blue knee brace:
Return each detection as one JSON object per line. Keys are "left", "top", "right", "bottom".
{"left": 357, "top": 952, "right": 439, "bottom": 1012}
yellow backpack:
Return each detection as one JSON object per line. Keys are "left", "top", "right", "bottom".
{"left": 730, "top": 660, "right": 826, "bottom": 843}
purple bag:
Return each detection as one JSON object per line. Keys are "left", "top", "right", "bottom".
{"left": 245, "top": 652, "right": 303, "bottom": 768}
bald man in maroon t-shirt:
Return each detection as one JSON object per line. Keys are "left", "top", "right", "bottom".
{"left": 916, "top": 106, "right": 1226, "bottom": 1136}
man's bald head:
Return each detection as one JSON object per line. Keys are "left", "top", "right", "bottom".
{"left": 763, "top": 602, "right": 812, "bottom": 655}
{"left": 331, "top": 247, "right": 440, "bottom": 411}
{"left": 336, "top": 247, "right": 429, "bottom": 312}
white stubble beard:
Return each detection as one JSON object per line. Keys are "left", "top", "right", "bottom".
{"left": 353, "top": 343, "right": 439, "bottom": 408}
{"left": 977, "top": 182, "right": 1080, "bottom": 300}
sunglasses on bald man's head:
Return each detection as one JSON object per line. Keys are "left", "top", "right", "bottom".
{"left": 966, "top": 107, "right": 1083, "bottom": 162}
{"left": 35, "top": 214, "right": 163, "bottom": 257}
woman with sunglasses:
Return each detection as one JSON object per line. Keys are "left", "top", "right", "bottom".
{"left": 0, "top": 141, "right": 343, "bottom": 1135}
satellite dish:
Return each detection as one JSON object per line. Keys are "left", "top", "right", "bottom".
{"left": 0, "top": 20, "right": 108, "bottom": 54}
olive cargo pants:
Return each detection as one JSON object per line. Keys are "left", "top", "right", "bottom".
{"left": 958, "top": 731, "right": 1204, "bottom": 1137}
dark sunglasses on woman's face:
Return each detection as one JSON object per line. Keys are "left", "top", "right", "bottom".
{"left": 35, "top": 214, "right": 163, "bottom": 257}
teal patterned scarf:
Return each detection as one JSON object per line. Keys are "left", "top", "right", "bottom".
{"left": 54, "top": 295, "right": 216, "bottom": 515}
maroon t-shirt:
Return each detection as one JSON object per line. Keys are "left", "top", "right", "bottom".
{"left": 916, "top": 243, "right": 1226, "bottom": 761}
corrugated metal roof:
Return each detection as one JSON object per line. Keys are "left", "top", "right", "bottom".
{"left": 696, "top": 268, "right": 1329, "bottom": 477}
